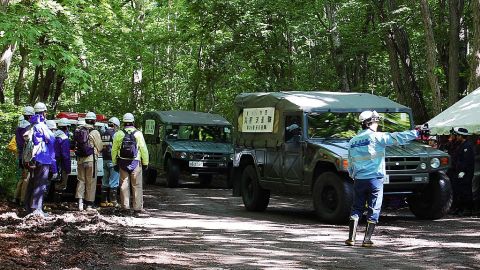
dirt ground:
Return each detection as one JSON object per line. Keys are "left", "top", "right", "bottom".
{"left": 0, "top": 177, "right": 479, "bottom": 270}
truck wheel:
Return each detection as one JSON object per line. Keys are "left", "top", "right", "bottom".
{"left": 313, "top": 172, "right": 353, "bottom": 224}
{"left": 408, "top": 171, "right": 452, "bottom": 219}
{"left": 145, "top": 168, "right": 158, "bottom": 185}
{"left": 199, "top": 174, "right": 212, "bottom": 187}
{"left": 166, "top": 159, "right": 180, "bottom": 188}
{"left": 241, "top": 165, "right": 270, "bottom": 211}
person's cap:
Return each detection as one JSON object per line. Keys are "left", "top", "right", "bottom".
{"left": 23, "top": 106, "right": 35, "bottom": 116}
{"left": 57, "top": 118, "right": 70, "bottom": 127}
{"left": 109, "top": 117, "right": 120, "bottom": 127}
{"left": 452, "top": 127, "right": 470, "bottom": 136}
{"left": 46, "top": 120, "right": 57, "bottom": 130}
{"left": 359, "top": 110, "right": 381, "bottom": 123}
{"left": 85, "top": 112, "right": 96, "bottom": 121}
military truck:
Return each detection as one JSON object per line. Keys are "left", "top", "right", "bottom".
{"left": 232, "top": 91, "right": 452, "bottom": 224}
{"left": 143, "top": 111, "right": 234, "bottom": 187}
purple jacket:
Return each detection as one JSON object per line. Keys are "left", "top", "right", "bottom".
{"left": 30, "top": 114, "right": 55, "bottom": 166}
{"left": 54, "top": 130, "right": 71, "bottom": 173}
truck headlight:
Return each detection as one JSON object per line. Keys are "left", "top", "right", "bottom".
{"left": 175, "top": 152, "right": 187, "bottom": 159}
{"left": 430, "top": 158, "right": 440, "bottom": 169}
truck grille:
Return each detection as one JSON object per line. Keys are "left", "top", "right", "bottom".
{"left": 386, "top": 157, "right": 421, "bottom": 171}
{"left": 192, "top": 152, "right": 225, "bottom": 161}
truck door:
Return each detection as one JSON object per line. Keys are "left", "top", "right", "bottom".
{"left": 282, "top": 114, "right": 304, "bottom": 186}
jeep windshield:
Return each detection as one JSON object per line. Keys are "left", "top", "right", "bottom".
{"left": 165, "top": 125, "right": 232, "bottom": 143}
{"left": 307, "top": 112, "right": 412, "bottom": 139}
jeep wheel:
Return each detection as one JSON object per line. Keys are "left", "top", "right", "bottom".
{"left": 407, "top": 171, "right": 452, "bottom": 219}
{"left": 145, "top": 168, "right": 158, "bottom": 185}
{"left": 312, "top": 172, "right": 353, "bottom": 224}
{"left": 166, "top": 159, "right": 180, "bottom": 188}
{"left": 199, "top": 174, "right": 212, "bottom": 187}
{"left": 241, "top": 165, "right": 270, "bottom": 211}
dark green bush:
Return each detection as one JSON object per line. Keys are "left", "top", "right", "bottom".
{"left": 0, "top": 104, "right": 21, "bottom": 198}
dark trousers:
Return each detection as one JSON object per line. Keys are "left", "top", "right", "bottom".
{"left": 350, "top": 178, "right": 384, "bottom": 223}
{"left": 452, "top": 176, "right": 473, "bottom": 210}
{"left": 24, "top": 163, "right": 50, "bottom": 212}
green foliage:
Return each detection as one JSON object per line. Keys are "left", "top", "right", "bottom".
{"left": 0, "top": 105, "right": 21, "bottom": 197}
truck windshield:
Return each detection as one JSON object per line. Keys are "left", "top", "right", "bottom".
{"left": 166, "top": 125, "right": 232, "bottom": 143}
{"left": 307, "top": 112, "right": 412, "bottom": 139}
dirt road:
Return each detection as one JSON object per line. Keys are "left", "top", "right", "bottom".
{"left": 1, "top": 178, "right": 479, "bottom": 269}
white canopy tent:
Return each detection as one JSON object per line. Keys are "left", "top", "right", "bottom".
{"left": 427, "top": 87, "right": 480, "bottom": 135}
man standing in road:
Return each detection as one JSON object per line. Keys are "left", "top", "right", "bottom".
{"left": 23, "top": 102, "right": 55, "bottom": 217}
{"left": 74, "top": 112, "right": 103, "bottom": 211}
{"left": 13, "top": 106, "right": 34, "bottom": 205}
{"left": 345, "top": 110, "right": 419, "bottom": 247}
{"left": 100, "top": 117, "right": 121, "bottom": 208}
{"left": 451, "top": 127, "right": 475, "bottom": 216}
{"left": 111, "top": 113, "right": 149, "bottom": 215}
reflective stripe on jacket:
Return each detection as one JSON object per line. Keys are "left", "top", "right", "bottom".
{"left": 348, "top": 129, "right": 418, "bottom": 180}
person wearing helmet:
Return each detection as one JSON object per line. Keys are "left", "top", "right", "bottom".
{"left": 45, "top": 120, "right": 59, "bottom": 201}
{"left": 100, "top": 117, "right": 121, "bottom": 207}
{"left": 13, "top": 107, "right": 34, "bottom": 205}
{"left": 73, "top": 111, "right": 103, "bottom": 211}
{"left": 111, "top": 113, "right": 149, "bottom": 215}
{"left": 54, "top": 118, "right": 72, "bottom": 193}
{"left": 345, "top": 110, "right": 419, "bottom": 247}
{"left": 450, "top": 127, "right": 475, "bottom": 216}
{"left": 23, "top": 102, "right": 55, "bottom": 218}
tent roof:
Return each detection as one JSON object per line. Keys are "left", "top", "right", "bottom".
{"left": 146, "top": 111, "right": 231, "bottom": 126}
{"left": 234, "top": 91, "right": 411, "bottom": 113}
{"left": 427, "top": 87, "right": 480, "bottom": 135}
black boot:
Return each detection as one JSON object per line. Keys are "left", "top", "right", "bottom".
{"left": 345, "top": 217, "right": 359, "bottom": 246}
{"left": 100, "top": 187, "right": 109, "bottom": 207}
{"left": 110, "top": 188, "right": 119, "bottom": 208}
{"left": 362, "top": 222, "right": 376, "bottom": 247}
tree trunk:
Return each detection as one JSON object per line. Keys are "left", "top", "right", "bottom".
{"left": 28, "top": 66, "right": 41, "bottom": 103}
{"left": 420, "top": 0, "right": 442, "bottom": 115}
{"left": 0, "top": 0, "right": 12, "bottom": 103}
{"left": 468, "top": 0, "right": 480, "bottom": 91}
{"left": 130, "top": 0, "right": 144, "bottom": 114}
{"left": 447, "top": 0, "right": 464, "bottom": 105}
{"left": 376, "top": 0, "right": 429, "bottom": 123}
{"left": 51, "top": 75, "right": 64, "bottom": 113}
{"left": 13, "top": 44, "right": 29, "bottom": 105}
{"left": 325, "top": 2, "right": 350, "bottom": 92}
{"left": 39, "top": 67, "right": 55, "bottom": 101}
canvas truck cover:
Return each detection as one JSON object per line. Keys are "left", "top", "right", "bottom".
{"left": 144, "top": 111, "right": 231, "bottom": 126}
{"left": 234, "top": 91, "right": 412, "bottom": 148}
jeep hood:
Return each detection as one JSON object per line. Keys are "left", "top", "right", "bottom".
{"left": 309, "top": 140, "right": 447, "bottom": 158}
{"left": 167, "top": 140, "right": 233, "bottom": 154}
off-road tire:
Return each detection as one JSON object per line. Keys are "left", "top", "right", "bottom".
{"left": 312, "top": 172, "right": 353, "bottom": 224}
{"left": 408, "top": 171, "right": 452, "bottom": 219}
{"left": 166, "top": 159, "right": 180, "bottom": 188}
{"left": 241, "top": 165, "right": 270, "bottom": 211}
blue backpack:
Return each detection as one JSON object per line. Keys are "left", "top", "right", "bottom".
{"left": 120, "top": 130, "right": 138, "bottom": 159}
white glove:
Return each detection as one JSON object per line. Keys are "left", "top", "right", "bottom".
{"left": 52, "top": 173, "right": 58, "bottom": 179}
{"left": 458, "top": 172, "right": 465, "bottom": 179}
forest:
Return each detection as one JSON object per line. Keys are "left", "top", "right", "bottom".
{"left": 1, "top": 0, "right": 480, "bottom": 192}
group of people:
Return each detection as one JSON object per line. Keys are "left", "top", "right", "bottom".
{"left": 9, "top": 103, "right": 149, "bottom": 218}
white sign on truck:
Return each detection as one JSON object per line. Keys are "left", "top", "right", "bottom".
{"left": 242, "top": 107, "right": 275, "bottom": 133}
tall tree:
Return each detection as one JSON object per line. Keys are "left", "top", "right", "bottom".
{"left": 0, "top": 0, "right": 15, "bottom": 103}
{"left": 420, "top": 0, "right": 442, "bottom": 115}
{"left": 447, "top": 0, "right": 464, "bottom": 104}
{"left": 469, "top": 0, "right": 480, "bottom": 91}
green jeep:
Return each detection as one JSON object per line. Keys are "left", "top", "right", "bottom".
{"left": 143, "top": 111, "right": 234, "bottom": 187}
{"left": 232, "top": 91, "right": 452, "bottom": 224}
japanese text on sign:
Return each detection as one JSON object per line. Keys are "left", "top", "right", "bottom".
{"left": 145, "top": 120, "right": 155, "bottom": 135}
{"left": 242, "top": 107, "right": 275, "bottom": 133}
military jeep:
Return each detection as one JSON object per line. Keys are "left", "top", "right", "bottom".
{"left": 143, "top": 111, "right": 234, "bottom": 187}
{"left": 232, "top": 91, "right": 452, "bottom": 224}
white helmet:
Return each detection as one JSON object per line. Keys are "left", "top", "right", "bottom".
{"left": 23, "top": 106, "right": 35, "bottom": 116}
{"left": 58, "top": 118, "right": 70, "bottom": 127}
{"left": 85, "top": 112, "right": 96, "bottom": 121}
{"left": 359, "top": 110, "right": 381, "bottom": 124}
{"left": 109, "top": 117, "right": 120, "bottom": 127}
{"left": 77, "top": 118, "right": 86, "bottom": 126}
{"left": 46, "top": 120, "right": 57, "bottom": 130}
{"left": 34, "top": 102, "right": 47, "bottom": 112}
{"left": 123, "top": 113, "right": 134, "bottom": 122}
{"left": 452, "top": 127, "right": 470, "bottom": 136}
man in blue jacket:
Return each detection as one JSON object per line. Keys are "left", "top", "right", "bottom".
{"left": 54, "top": 118, "right": 72, "bottom": 193}
{"left": 23, "top": 102, "right": 55, "bottom": 217}
{"left": 13, "top": 106, "right": 34, "bottom": 205}
{"left": 345, "top": 110, "right": 419, "bottom": 247}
